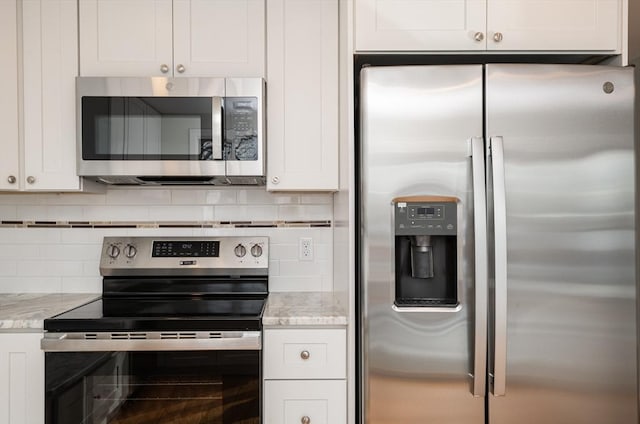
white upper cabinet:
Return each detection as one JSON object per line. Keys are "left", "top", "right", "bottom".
{"left": 22, "top": 0, "right": 84, "bottom": 191}
{"left": 355, "top": 0, "right": 621, "bottom": 53}
{"left": 1, "top": 0, "right": 87, "bottom": 192}
{"left": 0, "top": 0, "right": 20, "bottom": 191}
{"left": 355, "top": 0, "right": 487, "bottom": 51}
{"left": 266, "top": 0, "right": 339, "bottom": 191}
{"left": 79, "top": 0, "right": 265, "bottom": 77}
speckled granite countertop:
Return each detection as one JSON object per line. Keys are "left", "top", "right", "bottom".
{"left": 0, "top": 293, "right": 99, "bottom": 331}
{"left": 0, "top": 291, "right": 347, "bottom": 331}
{"left": 263, "top": 292, "right": 348, "bottom": 327}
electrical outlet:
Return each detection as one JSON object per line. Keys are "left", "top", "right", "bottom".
{"left": 299, "top": 237, "right": 313, "bottom": 261}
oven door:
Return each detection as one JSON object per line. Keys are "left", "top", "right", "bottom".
{"left": 42, "top": 332, "right": 261, "bottom": 424}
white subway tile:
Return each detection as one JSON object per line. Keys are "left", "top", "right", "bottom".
{"left": 269, "top": 244, "right": 298, "bottom": 260}
{"left": 268, "top": 276, "right": 322, "bottom": 292}
{"left": 125, "top": 228, "right": 196, "bottom": 237}
{"left": 237, "top": 189, "right": 300, "bottom": 205}
{"left": 82, "top": 261, "right": 101, "bottom": 277}
{"left": 0, "top": 194, "right": 47, "bottom": 205}
{"left": 0, "top": 245, "right": 36, "bottom": 259}
{"left": 40, "top": 245, "right": 102, "bottom": 261}
{"left": 16, "top": 205, "right": 48, "bottom": 221}
{"left": 18, "top": 261, "right": 84, "bottom": 277}
{"left": 39, "top": 193, "right": 107, "bottom": 205}
{"left": 215, "top": 205, "right": 279, "bottom": 221}
{"left": 3, "top": 228, "right": 62, "bottom": 244}
{"left": 279, "top": 259, "right": 330, "bottom": 276}
{"left": 0, "top": 277, "right": 62, "bottom": 293}
{"left": 204, "top": 189, "right": 238, "bottom": 205}
{"left": 170, "top": 189, "right": 208, "bottom": 205}
{"left": 148, "top": 206, "right": 214, "bottom": 221}
{"left": 0, "top": 261, "right": 17, "bottom": 275}
{"left": 299, "top": 194, "right": 333, "bottom": 205}
{"left": 278, "top": 205, "right": 333, "bottom": 221}
{"left": 83, "top": 205, "right": 151, "bottom": 221}
{"left": 106, "top": 189, "right": 172, "bottom": 205}
{"left": 61, "top": 228, "right": 127, "bottom": 244}
{"left": 46, "top": 206, "right": 86, "bottom": 221}
{"left": 268, "top": 260, "right": 280, "bottom": 276}
{"left": 0, "top": 205, "right": 17, "bottom": 220}
{"left": 62, "top": 277, "right": 102, "bottom": 293}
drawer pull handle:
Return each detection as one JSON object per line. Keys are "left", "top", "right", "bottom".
{"left": 301, "top": 416, "right": 311, "bottom": 424}
{"left": 300, "top": 350, "right": 310, "bottom": 360}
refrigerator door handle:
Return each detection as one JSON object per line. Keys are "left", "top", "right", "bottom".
{"left": 489, "top": 136, "right": 507, "bottom": 396}
{"left": 471, "top": 137, "right": 488, "bottom": 397}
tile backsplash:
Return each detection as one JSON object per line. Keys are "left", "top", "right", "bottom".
{"left": 0, "top": 187, "right": 333, "bottom": 294}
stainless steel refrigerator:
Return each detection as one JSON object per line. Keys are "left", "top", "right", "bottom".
{"left": 358, "top": 64, "right": 637, "bottom": 424}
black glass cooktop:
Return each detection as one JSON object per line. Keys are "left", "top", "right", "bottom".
{"left": 44, "top": 297, "right": 266, "bottom": 332}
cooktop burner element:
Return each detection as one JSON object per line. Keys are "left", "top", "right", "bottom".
{"left": 44, "top": 237, "right": 269, "bottom": 333}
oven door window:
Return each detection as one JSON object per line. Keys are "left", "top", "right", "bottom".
{"left": 81, "top": 97, "right": 216, "bottom": 161}
{"left": 45, "top": 351, "right": 259, "bottom": 424}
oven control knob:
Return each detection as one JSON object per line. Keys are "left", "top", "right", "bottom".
{"left": 234, "top": 244, "right": 247, "bottom": 257}
{"left": 124, "top": 244, "right": 137, "bottom": 259}
{"left": 106, "top": 244, "right": 120, "bottom": 259}
{"left": 250, "top": 244, "right": 263, "bottom": 258}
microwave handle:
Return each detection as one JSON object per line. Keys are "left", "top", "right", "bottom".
{"left": 212, "top": 96, "right": 223, "bottom": 160}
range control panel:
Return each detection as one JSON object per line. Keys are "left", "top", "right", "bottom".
{"left": 394, "top": 199, "right": 457, "bottom": 236}
{"left": 100, "top": 236, "right": 268, "bottom": 276}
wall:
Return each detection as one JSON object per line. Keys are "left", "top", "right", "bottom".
{"left": 0, "top": 186, "right": 333, "bottom": 293}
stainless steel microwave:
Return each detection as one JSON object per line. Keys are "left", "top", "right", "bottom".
{"left": 76, "top": 77, "right": 265, "bottom": 185}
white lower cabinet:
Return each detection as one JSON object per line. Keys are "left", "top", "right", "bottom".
{"left": 0, "top": 333, "right": 44, "bottom": 424}
{"left": 263, "top": 328, "right": 347, "bottom": 424}
{"left": 265, "top": 380, "right": 346, "bottom": 424}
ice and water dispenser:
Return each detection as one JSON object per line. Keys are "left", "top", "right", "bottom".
{"left": 393, "top": 197, "right": 458, "bottom": 307}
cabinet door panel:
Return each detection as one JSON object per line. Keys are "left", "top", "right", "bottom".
{"left": 267, "top": 0, "right": 338, "bottom": 191}
{"left": 487, "top": 0, "right": 620, "bottom": 51}
{"left": 355, "top": 0, "right": 487, "bottom": 51}
{"left": 0, "top": 333, "right": 44, "bottom": 424}
{"left": 173, "top": 0, "right": 265, "bottom": 77}
{"left": 79, "top": 0, "right": 173, "bottom": 76}
{"left": 22, "top": 0, "right": 81, "bottom": 190}
{"left": 0, "top": 0, "right": 19, "bottom": 191}
{"left": 264, "top": 380, "right": 346, "bottom": 424}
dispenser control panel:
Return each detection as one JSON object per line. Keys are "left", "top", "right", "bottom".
{"left": 394, "top": 200, "right": 457, "bottom": 236}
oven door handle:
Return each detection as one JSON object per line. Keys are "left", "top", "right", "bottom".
{"left": 41, "top": 331, "right": 261, "bottom": 352}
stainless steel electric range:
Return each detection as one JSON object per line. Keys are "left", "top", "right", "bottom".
{"left": 42, "top": 236, "right": 268, "bottom": 424}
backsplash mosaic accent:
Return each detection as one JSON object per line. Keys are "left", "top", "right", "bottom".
{"left": 0, "top": 188, "right": 334, "bottom": 294}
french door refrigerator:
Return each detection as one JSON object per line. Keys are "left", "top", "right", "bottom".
{"left": 358, "top": 64, "right": 637, "bottom": 424}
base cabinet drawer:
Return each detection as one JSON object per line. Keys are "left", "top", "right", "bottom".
{"left": 264, "top": 380, "right": 346, "bottom": 424}
{"left": 264, "top": 329, "right": 346, "bottom": 379}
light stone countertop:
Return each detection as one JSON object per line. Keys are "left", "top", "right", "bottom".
{"left": 0, "top": 293, "right": 100, "bottom": 331}
{"left": 0, "top": 291, "right": 348, "bottom": 331}
{"left": 263, "top": 292, "right": 348, "bottom": 327}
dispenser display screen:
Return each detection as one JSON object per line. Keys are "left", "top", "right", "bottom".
{"left": 417, "top": 207, "right": 435, "bottom": 215}
{"left": 410, "top": 205, "right": 443, "bottom": 220}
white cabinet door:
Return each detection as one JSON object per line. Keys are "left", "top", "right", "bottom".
{"left": 264, "top": 380, "right": 346, "bottom": 424}
{"left": 354, "top": 0, "right": 487, "bottom": 51}
{"left": 266, "top": 0, "right": 339, "bottom": 191}
{"left": 173, "top": 0, "right": 265, "bottom": 77}
{"left": 487, "top": 0, "right": 621, "bottom": 51}
{"left": 0, "top": 0, "right": 20, "bottom": 191}
{"left": 0, "top": 333, "right": 44, "bottom": 424}
{"left": 22, "top": 0, "right": 82, "bottom": 191}
{"left": 79, "top": 0, "right": 173, "bottom": 76}
{"left": 80, "top": 0, "right": 265, "bottom": 77}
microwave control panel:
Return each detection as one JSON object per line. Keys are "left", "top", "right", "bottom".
{"left": 224, "top": 97, "right": 258, "bottom": 161}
